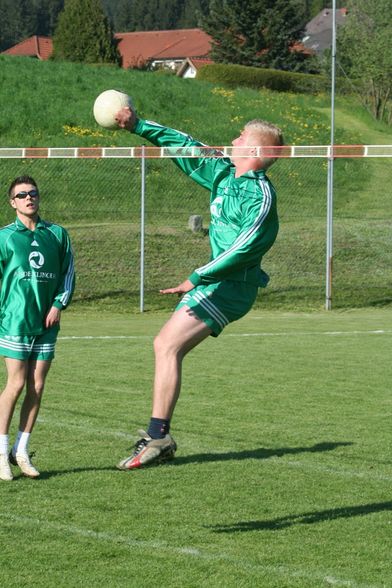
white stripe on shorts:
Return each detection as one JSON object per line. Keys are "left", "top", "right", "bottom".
{"left": 32, "top": 343, "right": 55, "bottom": 353}
{"left": 0, "top": 338, "right": 32, "bottom": 351}
{"left": 193, "top": 291, "right": 229, "bottom": 329}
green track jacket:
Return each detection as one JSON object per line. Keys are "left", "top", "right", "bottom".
{"left": 134, "top": 118, "right": 279, "bottom": 288}
{"left": 0, "top": 217, "right": 75, "bottom": 336}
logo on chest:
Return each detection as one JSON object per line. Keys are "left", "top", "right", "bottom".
{"left": 210, "top": 196, "right": 223, "bottom": 217}
{"left": 29, "top": 251, "right": 45, "bottom": 269}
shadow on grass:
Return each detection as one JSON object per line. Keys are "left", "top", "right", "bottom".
{"left": 172, "top": 441, "right": 352, "bottom": 467}
{"left": 210, "top": 501, "right": 392, "bottom": 533}
{"left": 22, "top": 441, "right": 351, "bottom": 479}
{"left": 22, "top": 466, "right": 117, "bottom": 481}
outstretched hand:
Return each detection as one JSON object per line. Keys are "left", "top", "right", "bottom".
{"left": 160, "top": 279, "right": 195, "bottom": 295}
{"left": 115, "top": 106, "right": 137, "bottom": 131}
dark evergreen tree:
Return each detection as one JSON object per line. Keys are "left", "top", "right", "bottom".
{"left": 33, "top": 0, "right": 64, "bottom": 36}
{"left": 200, "top": 0, "right": 266, "bottom": 66}
{"left": 53, "top": 0, "right": 120, "bottom": 64}
{"left": 176, "top": 0, "right": 210, "bottom": 28}
{"left": 112, "top": 0, "right": 209, "bottom": 32}
{"left": 201, "top": 0, "right": 307, "bottom": 71}
{"left": 101, "top": 0, "right": 115, "bottom": 24}
{"left": 262, "top": 0, "right": 308, "bottom": 71}
{"left": 112, "top": 0, "right": 134, "bottom": 31}
{"left": 0, "top": 0, "right": 37, "bottom": 51}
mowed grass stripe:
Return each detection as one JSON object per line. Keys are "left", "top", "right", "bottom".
{"left": 0, "top": 512, "right": 373, "bottom": 588}
{"left": 57, "top": 329, "right": 392, "bottom": 341}
{"left": 35, "top": 415, "right": 392, "bottom": 483}
{"left": 2, "top": 308, "right": 391, "bottom": 587}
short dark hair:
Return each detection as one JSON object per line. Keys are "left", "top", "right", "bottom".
{"left": 8, "top": 175, "right": 38, "bottom": 199}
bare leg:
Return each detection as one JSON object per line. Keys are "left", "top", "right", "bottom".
{"left": 18, "top": 360, "right": 52, "bottom": 433}
{"left": 0, "top": 358, "right": 27, "bottom": 434}
{"left": 152, "top": 306, "right": 212, "bottom": 419}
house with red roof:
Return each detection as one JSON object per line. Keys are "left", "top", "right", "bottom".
{"left": 176, "top": 57, "right": 214, "bottom": 78}
{"left": 114, "top": 28, "right": 212, "bottom": 70}
{"left": 3, "top": 13, "right": 337, "bottom": 75}
{"left": 2, "top": 35, "right": 53, "bottom": 60}
{"left": 2, "top": 28, "right": 212, "bottom": 73}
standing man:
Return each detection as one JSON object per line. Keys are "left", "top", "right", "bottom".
{"left": 115, "top": 106, "right": 283, "bottom": 470}
{"left": 0, "top": 176, "right": 75, "bottom": 481}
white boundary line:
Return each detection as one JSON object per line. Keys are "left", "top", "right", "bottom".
{"left": 0, "top": 512, "right": 377, "bottom": 588}
{"left": 58, "top": 329, "right": 392, "bottom": 341}
{"left": 284, "top": 460, "right": 392, "bottom": 483}
{"left": 36, "top": 416, "right": 132, "bottom": 439}
{"left": 59, "top": 335, "right": 151, "bottom": 340}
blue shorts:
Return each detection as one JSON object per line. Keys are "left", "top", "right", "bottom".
{"left": 176, "top": 280, "right": 258, "bottom": 337}
{"left": 0, "top": 328, "right": 59, "bottom": 361}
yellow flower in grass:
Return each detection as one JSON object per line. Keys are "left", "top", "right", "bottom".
{"left": 211, "top": 87, "right": 235, "bottom": 100}
{"left": 63, "top": 125, "right": 104, "bottom": 138}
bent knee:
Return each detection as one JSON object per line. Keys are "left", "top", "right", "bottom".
{"left": 153, "top": 333, "right": 183, "bottom": 358}
{"left": 153, "top": 333, "right": 168, "bottom": 355}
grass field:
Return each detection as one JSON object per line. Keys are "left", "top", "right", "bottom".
{"left": 1, "top": 308, "right": 392, "bottom": 587}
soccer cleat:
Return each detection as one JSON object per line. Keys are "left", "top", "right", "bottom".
{"left": 0, "top": 453, "right": 13, "bottom": 481}
{"left": 9, "top": 451, "right": 40, "bottom": 479}
{"left": 117, "top": 430, "right": 177, "bottom": 470}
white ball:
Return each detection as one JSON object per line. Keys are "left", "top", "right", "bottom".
{"left": 93, "top": 89, "right": 133, "bottom": 129}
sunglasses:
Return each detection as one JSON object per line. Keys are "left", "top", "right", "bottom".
{"left": 13, "top": 189, "right": 39, "bottom": 199}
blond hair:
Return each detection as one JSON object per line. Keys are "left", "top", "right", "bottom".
{"left": 245, "top": 119, "right": 284, "bottom": 169}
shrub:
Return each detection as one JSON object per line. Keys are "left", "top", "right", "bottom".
{"left": 197, "top": 63, "right": 330, "bottom": 94}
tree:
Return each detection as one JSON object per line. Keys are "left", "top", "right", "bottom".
{"left": 110, "top": 0, "right": 174, "bottom": 32}
{"left": 111, "top": 0, "right": 133, "bottom": 31}
{"left": 337, "top": 0, "right": 392, "bottom": 123}
{"left": 177, "top": 0, "right": 210, "bottom": 28}
{"left": 33, "top": 0, "right": 64, "bottom": 36}
{"left": 200, "top": 0, "right": 308, "bottom": 71}
{"left": 53, "top": 0, "right": 120, "bottom": 64}
{"left": 0, "top": 0, "right": 64, "bottom": 51}
{"left": 111, "top": 0, "right": 209, "bottom": 32}
{"left": 0, "top": 0, "right": 37, "bottom": 51}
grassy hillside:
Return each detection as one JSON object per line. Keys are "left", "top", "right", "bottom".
{"left": 0, "top": 55, "right": 373, "bottom": 148}
{"left": 0, "top": 56, "right": 391, "bottom": 311}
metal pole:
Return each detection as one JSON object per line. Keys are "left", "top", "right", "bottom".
{"left": 326, "top": 0, "right": 337, "bottom": 310}
{"left": 140, "top": 146, "right": 146, "bottom": 312}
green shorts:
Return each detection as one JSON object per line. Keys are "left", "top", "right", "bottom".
{"left": 0, "top": 328, "right": 59, "bottom": 361}
{"left": 176, "top": 280, "right": 258, "bottom": 337}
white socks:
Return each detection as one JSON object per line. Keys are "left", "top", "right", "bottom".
{"left": 0, "top": 432, "right": 31, "bottom": 456}
{"left": 12, "top": 431, "right": 31, "bottom": 456}
{"left": 0, "top": 434, "right": 8, "bottom": 455}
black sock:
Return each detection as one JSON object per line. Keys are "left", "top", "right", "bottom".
{"left": 147, "top": 417, "right": 170, "bottom": 439}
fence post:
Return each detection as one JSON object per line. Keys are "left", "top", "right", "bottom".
{"left": 140, "top": 146, "right": 146, "bottom": 312}
{"left": 326, "top": 0, "right": 337, "bottom": 311}
{"left": 326, "top": 157, "right": 334, "bottom": 310}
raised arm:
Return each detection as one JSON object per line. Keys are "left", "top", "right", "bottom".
{"left": 116, "top": 107, "right": 231, "bottom": 191}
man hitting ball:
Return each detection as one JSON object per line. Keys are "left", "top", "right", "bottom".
{"left": 114, "top": 102, "right": 283, "bottom": 470}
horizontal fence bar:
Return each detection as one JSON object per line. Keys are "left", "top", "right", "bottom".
{"left": 0, "top": 145, "right": 392, "bottom": 159}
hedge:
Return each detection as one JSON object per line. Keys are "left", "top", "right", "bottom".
{"left": 197, "top": 63, "right": 331, "bottom": 94}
